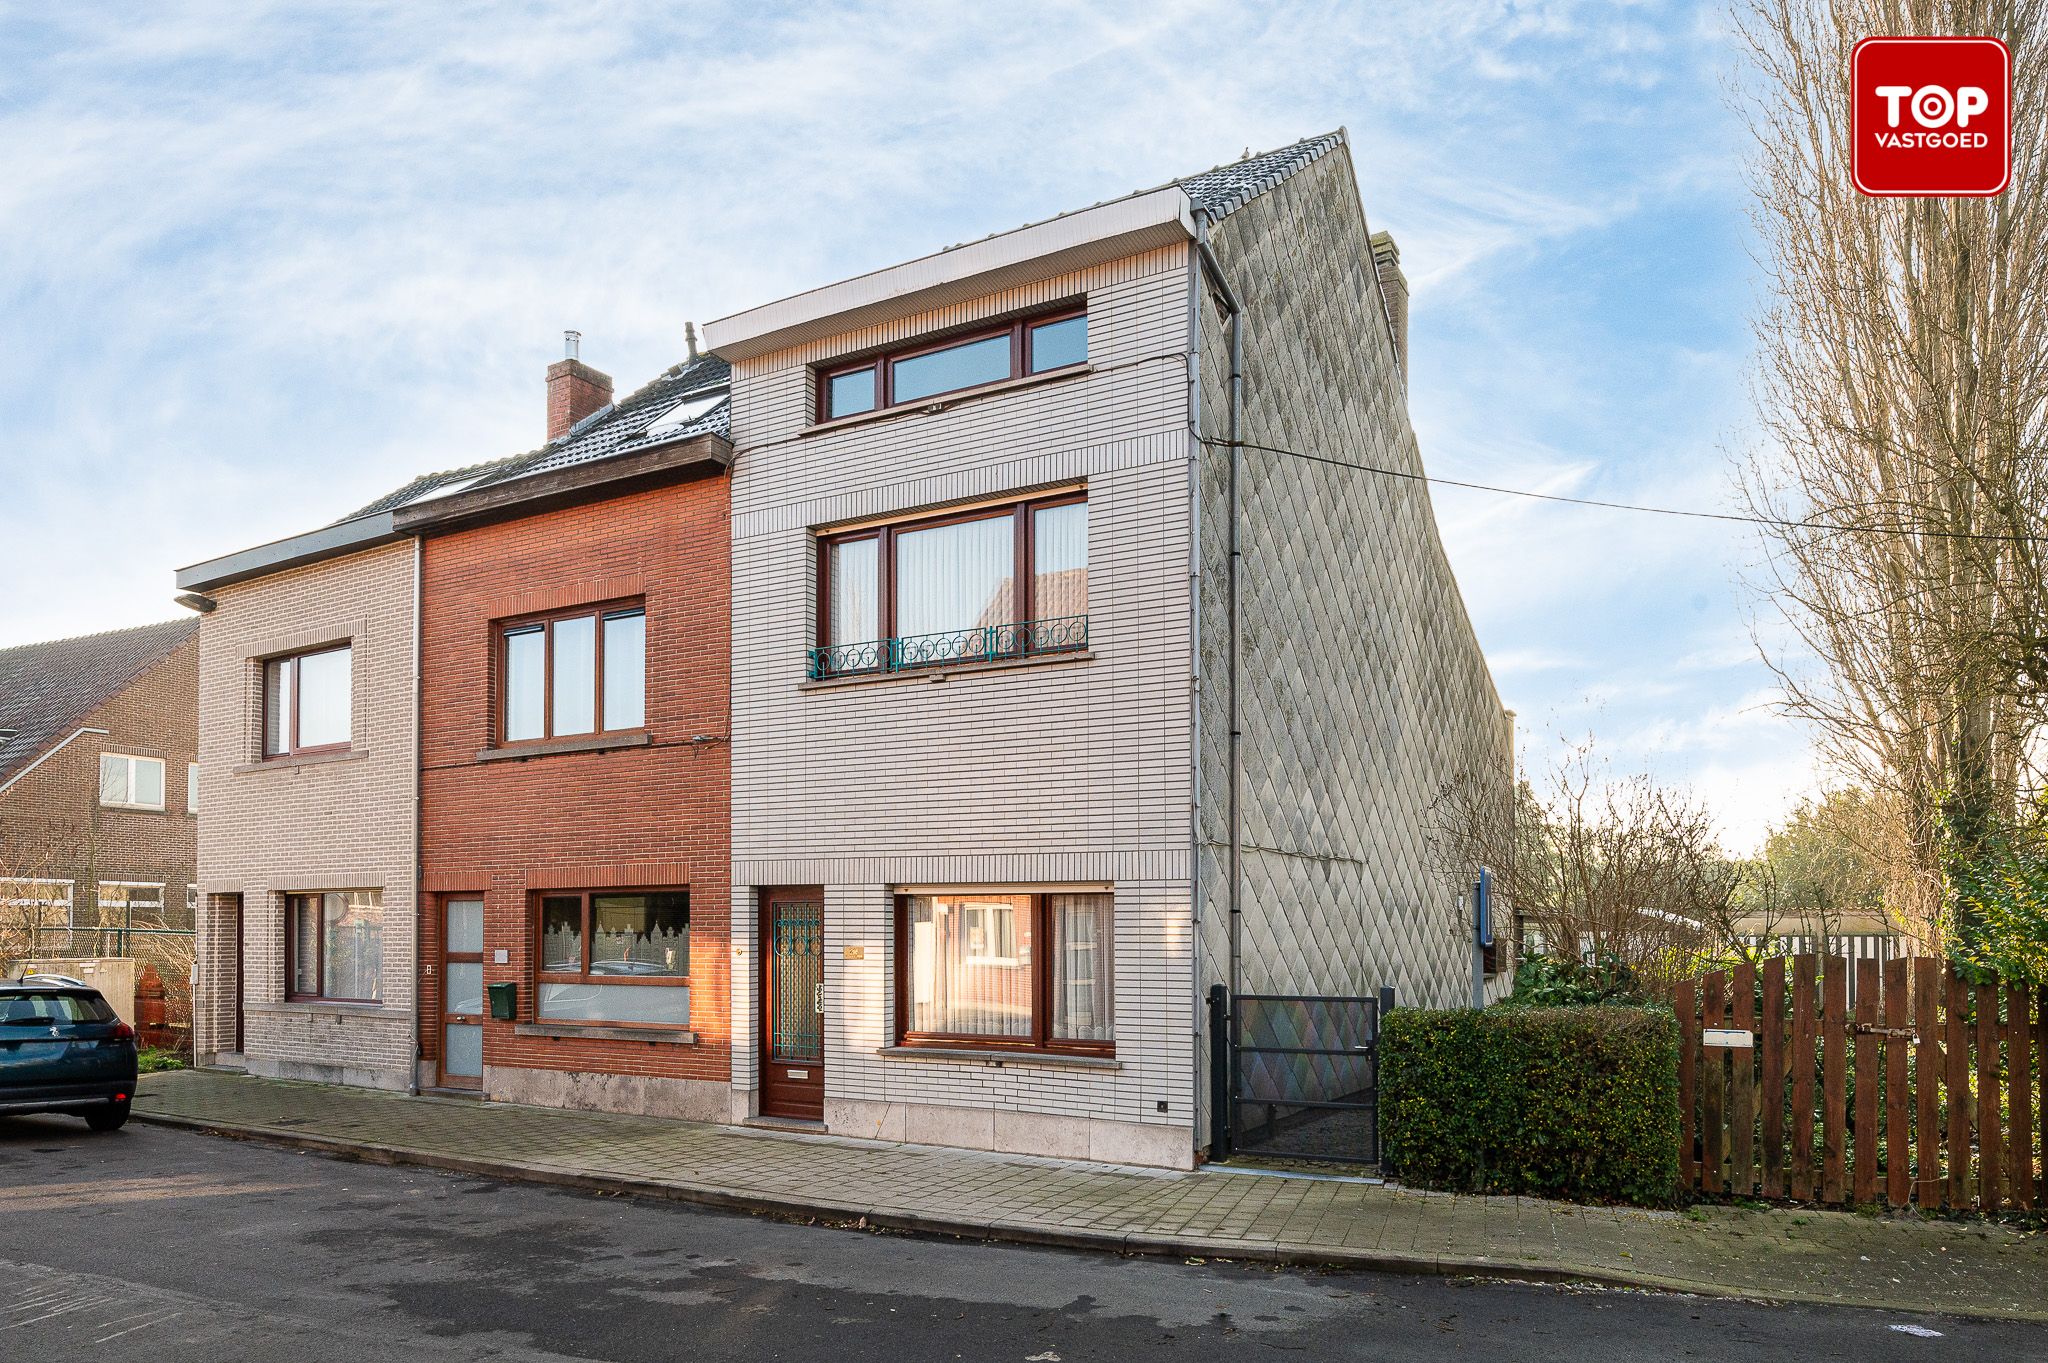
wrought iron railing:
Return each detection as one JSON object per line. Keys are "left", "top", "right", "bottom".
{"left": 808, "top": 613, "right": 1089, "bottom": 681}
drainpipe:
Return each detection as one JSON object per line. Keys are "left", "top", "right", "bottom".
{"left": 1194, "top": 219, "right": 1245, "bottom": 1013}
{"left": 408, "top": 535, "right": 423, "bottom": 1097}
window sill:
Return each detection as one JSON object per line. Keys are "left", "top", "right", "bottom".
{"left": 246, "top": 999, "right": 387, "bottom": 1018}
{"left": 803, "top": 363, "right": 1094, "bottom": 437}
{"left": 801, "top": 650, "right": 1093, "bottom": 693}
{"left": 514, "top": 1021, "right": 696, "bottom": 1044}
{"left": 877, "top": 1045, "right": 1120, "bottom": 1070}
{"left": 98, "top": 803, "right": 168, "bottom": 814}
{"left": 476, "top": 731, "right": 651, "bottom": 763}
{"left": 235, "top": 749, "right": 363, "bottom": 774}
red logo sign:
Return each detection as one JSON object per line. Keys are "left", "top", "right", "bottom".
{"left": 1852, "top": 36, "right": 2010, "bottom": 197}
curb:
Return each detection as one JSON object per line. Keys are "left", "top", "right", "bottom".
{"left": 131, "top": 1106, "right": 2040, "bottom": 1323}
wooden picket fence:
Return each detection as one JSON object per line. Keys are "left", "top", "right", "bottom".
{"left": 1677, "top": 956, "right": 2045, "bottom": 1210}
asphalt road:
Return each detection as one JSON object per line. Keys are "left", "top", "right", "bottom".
{"left": 0, "top": 1115, "right": 2034, "bottom": 1361}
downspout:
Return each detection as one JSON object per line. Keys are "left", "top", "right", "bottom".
{"left": 1194, "top": 218, "right": 1245, "bottom": 1013}
{"left": 408, "top": 535, "right": 423, "bottom": 1097}
{"left": 1185, "top": 236, "right": 1205, "bottom": 1137}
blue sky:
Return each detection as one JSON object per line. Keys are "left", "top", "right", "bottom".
{"left": 0, "top": 1, "right": 1812, "bottom": 847}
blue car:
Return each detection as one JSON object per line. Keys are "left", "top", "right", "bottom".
{"left": 0, "top": 975, "right": 139, "bottom": 1131}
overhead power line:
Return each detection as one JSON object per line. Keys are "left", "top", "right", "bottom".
{"left": 1199, "top": 437, "right": 2048, "bottom": 546}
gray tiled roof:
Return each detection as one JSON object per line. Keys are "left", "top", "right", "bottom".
{"left": 1177, "top": 131, "right": 1344, "bottom": 220}
{"left": 0, "top": 618, "right": 198, "bottom": 786}
{"left": 341, "top": 355, "right": 729, "bottom": 523}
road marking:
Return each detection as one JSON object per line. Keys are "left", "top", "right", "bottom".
{"left": 1890, "top": 1323, "right": 1944, "bottom": 1338}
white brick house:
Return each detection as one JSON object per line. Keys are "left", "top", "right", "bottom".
{"left": 709, "top": 131, "right": 1510, "bottom": 1169}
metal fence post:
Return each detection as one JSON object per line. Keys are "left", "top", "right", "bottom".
{"left": 1207, "top": 984, "right": 1231, "bottom": 1162}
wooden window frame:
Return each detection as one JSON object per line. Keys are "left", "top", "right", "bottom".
{"left": 284, "top": 890, "right": 382, "bottom": 1004}
{"left": 497, "top": 600, "right": 647, "bottom": 747}
{"left": 261, "top": 644, "right": 353, "bottom": 759}
{"left": 814, "top": 305, "right": 1086, "bottom": 422}
{"left": 816, "top": 490, "right": 1087, "bottom": 650}
{"left": 532, "top": 888, "right": 692, "bottom": 992}
{"left": 892, "top": 891, "right": 1114, "bottom": 1057}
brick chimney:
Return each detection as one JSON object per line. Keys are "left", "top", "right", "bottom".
{"left": 1369, "top": 231, "right": 1409, "bottom": 393}
{"left": 546, "top": 330, "right": 613, "bottom": 441}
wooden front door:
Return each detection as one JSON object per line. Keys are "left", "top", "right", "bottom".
{"left": 759, "top": 889, "right": 825, "bottom": 1120}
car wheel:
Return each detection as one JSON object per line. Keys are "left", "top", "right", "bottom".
{"left": 85, "top": 1100, "right": 131, "bottom": 1132}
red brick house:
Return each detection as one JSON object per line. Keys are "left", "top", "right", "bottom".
{"left": 393, "top": 350, "right": 733, "bottom": 1113}
{"left": 0, "top": 619, "right": 200, "bottom": 1029}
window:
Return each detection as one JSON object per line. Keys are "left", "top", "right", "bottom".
{"left": 97, "top": 883, "right": 165, "bottom": 927}
{"left": 501, "top": 605, "right": 645, "bottom": 743}
{"left": 98, "top": 753, "right": 165, "bottom": 810}
{"left": 263, "top": 645, "right": 352, "bottom": 757}
{"left": 0, "top": 879, "right": 73, "bottom": 930}
{"left": 536, "top": 890, "right": 690, "bottom": 1025}
{"left": 817, "top": 308, "right": 1087, "bottom": 421}
{"left": 812, "top": 492, "right": 1088, "bottom": 677}
{"left": 187, "top": 762, "right": 199, "bottom": 814}
{"left": 286, "top": 890, "right": 382, "bottom": 1002}
{"left": 897, "top": 891, "right": 1113, "bottom": 1053}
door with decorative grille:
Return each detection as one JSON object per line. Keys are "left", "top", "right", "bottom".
{"left": 760, "top": 889, "right": 825, "bottom": 1120}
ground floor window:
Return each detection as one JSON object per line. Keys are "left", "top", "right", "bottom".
{"left": 535, "top": 889, "right": 689, "bottom": 1026}
{"left": 897, "top": 891, "right": 1113, "bottom": 1053}
{"left": 286, "top": 890, "right": 382, "bottom": 1002}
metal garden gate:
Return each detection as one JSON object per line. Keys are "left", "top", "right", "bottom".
{"left": 1211, "top": 986, "right": 1390, "bottom": 1166}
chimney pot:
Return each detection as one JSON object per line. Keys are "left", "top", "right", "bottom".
{"left": 545, "top": 335, "right": 612, "bottom": 441}
{"left": 1369, "top": 231, "right": 1409, "bottom": 395}
{"left": 685, "top": 322, "right": 700, "bottom": 361}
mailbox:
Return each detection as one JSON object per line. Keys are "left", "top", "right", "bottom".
{"left": 487, "top": 981, "right": 517, "bottom": 1021}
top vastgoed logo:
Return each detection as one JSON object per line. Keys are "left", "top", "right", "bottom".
{"left": 1851, "top": 36, "right": 2011, "bottom": 197}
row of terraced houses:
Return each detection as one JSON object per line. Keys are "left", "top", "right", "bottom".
{"left": 175, "top": 133, "right": 1510, "bottom": 1169}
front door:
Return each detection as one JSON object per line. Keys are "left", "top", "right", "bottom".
{"left": 440, "top": 897, "right": 485, "bottom": 1090}
{"left": 759, "top": 889, "right": 824, "bottom": 1120}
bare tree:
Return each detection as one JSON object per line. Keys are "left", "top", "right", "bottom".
{"left": 1430, "top": 736, "right": 1744, "bottom": 991}
{"left": 1731, "top": 0, "right": 2048, "bottom": 950}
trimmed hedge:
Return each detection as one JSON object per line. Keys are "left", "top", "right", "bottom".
{"left": 1380, "top": 1005, "right": 1680, "bottom": 1206}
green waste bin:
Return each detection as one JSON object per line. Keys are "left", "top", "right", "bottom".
{"left": 487, "top": 981, "right": 517, "bottom": 1021}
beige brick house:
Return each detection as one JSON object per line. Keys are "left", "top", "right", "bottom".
{"left": 708, "top": 130, "right": 1510, "bottom": 1169}
{"left": 179, "top": 522, "right": 422, "bottom": 1086}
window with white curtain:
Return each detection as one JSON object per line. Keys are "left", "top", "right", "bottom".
{"left": 898, "top": 891, "right": 1113, "bottom": 1052}
{"left": 815, "top": 492, "right": 1088, "bottom": 668}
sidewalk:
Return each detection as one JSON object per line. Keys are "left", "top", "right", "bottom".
{"left": 133, "top": 1069, "right": 2045, "bottom": 1323}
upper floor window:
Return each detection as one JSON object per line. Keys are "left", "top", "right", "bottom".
{"left": 98, "top": 753, "right": 164, "bottom": 810}
{"left": 817, "top": 308, "right": 1087, "bottom": 422}
{"left": 812, "top": 492, "right": 1088, "bottom": 678}
{"left": 502, "top": 604, "right": 645, "bottom": 744}
{"left": 186, "top": 762, "right": 199, "bottom": 814}
{"left": 264, "top": 644, "right": 352, "bottom": 757}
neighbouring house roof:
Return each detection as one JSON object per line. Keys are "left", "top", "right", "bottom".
{"left": 704, "top": 131, "right": 1345, "bottom": 362}
{"left": 0, "top": 618, "right": 198, "bottom": 789}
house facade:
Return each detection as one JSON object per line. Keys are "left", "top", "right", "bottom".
{"left": 180, "top": 534, "right": 421, "bottom": 1086}
{"left": 400, "top": 354, "right": 733, "bottom": 1114}
{"left": 706, "top": 130, "right": 1509, "bottom": 1167}
{"left": 0, "top": 619, "right": 201, "bottom": 1028}
{"left": 181, "top": 131, "right": 1507, "bottom": 1168}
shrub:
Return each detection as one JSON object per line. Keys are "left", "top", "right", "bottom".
{"left": 1380, "top": 1005, "right": 1680, "bottom": 1206}
{"left": 1497, "top": 951, "right": 1645, "bottom": 1008}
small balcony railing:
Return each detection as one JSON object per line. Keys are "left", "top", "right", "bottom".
{"left": 808, "top": 614, "right": 1089, "bottom": 681}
